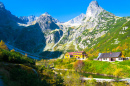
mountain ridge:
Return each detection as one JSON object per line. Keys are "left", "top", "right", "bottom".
{"left": 0, "top": 1, "right": 63, "bottom": 55}
{"left": 64, "top": 13, "right": 86, "bottom": 26}
{"left": 0, "top": 1, "right": 129, "bottom": 58}
{"left": 54, "top": 1, "right": 130, "bottom": 58}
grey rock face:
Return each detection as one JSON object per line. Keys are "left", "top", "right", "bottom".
{"left": 19, "top": 12, "right": 60, "bottom": 25}
{"left": 0, "top": 2, "right": 63, "bottom": 54}
{"left": 86, "top": 1, "right": 104, "bottom": 20}
{"left": 36, "top": 12, "right": 60, "bottom": 31}
{"left": 44, "top": 12, "right": 50, "bottom": 16}
{"left": 0, "top": 2, "right": 24, "bottom": 25}
{"left": 67, "top": 13, "right": 86, "bottom": 24}
{"left": 19, "top": 15, "right": 38, "bottom": 24}
{"left": 54, "top": 30, "right": 63, "bottom": 43}
{"left": 14, "top": 24, "right": 46, "bottom": 53}
{"left": 80, "top": 1, "right": 105, "bottom": 29}
{"left": 0, "top": 2, "right": 5, "bottom": 9}
{"left": 65, "top": 13, "right": 86, "bottom": 26}
{"left": 55, "top": 1, "right": 117, "bottom": 51}
{"left": 53, "top": 18, "right": 60, "bottom": 23}
{"left": 41, "top": 12, "right": 60, "bottom": 23}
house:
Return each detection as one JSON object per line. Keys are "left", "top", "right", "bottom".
{"left": 97, "top": 52, "right": 128, "bottom": 62}
{"left": 65, "top": 51, "right": 87, "bottom": 60}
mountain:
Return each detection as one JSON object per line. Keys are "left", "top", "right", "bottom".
{"left": 0, "top": 1, "right": 25, "bottom": 42}
{"left": 64, "top": 13, "right": 86, "bottom": 26}
{"left": 19, "top": 15, "right": 38, "bottom": 24}
{"left": 36, "top": 12, "right": 60, "bottom": 31}
{"left": 19, "top": 12, "right": 60, "bottom": 25}
{"left": 0, "top": 1, "right": 130, "bottom": 59}
{"left": 0, "top": 1, "right": 5, "bottom": 9}
{"left": 0, "top": 2, "right": 63, "bottom": 55}
{"left": 42, "top": 12, "right": 61, "bottom": 23}
{"left": 54, "top": 1, "right": 130, "bottom": 58}
{"left": 86, "top": 1, "right": 104, "bottom": 20}
{"left": 0, "top": 2, "right": 24, "bottom": 25}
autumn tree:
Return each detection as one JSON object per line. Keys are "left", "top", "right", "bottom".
{"left": 74, "top": 60, "right": 84, "bottom": 72}
{"left": 25, "top": 53, "right": 27, "bottom": 57}
{"left": 86, "top": 78, "right": 96, "bottom": 86}
{"left": 10, "top": 49, "right": 15, "bottom": 52}
{"left": 113, "top": 68, "right": 123, "bottom": 79}
{"left": 0, "top": 40, "right": 8, "bottom": 50}
{"left": 63, "top": 71, "right": 80, "bottom": 86}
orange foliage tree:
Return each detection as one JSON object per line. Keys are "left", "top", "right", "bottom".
{"left": 74, "top": 60, "right": 84, "bottom": 72}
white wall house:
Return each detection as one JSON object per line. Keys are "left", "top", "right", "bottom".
{"left": 97, "top": 52, "right": 127, "bottom": 62}
{"left": 99, "top": 57, "right": 124, "bottom": 62}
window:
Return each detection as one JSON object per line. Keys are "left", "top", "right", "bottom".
{"left": 118, "top": 58, "right": 122, "bottom": 60}
{"left": 103, "top": 58, "right": 107, "bottom": 60}
{"left": 70, "top": 55, "right": 73, "bottom": 58}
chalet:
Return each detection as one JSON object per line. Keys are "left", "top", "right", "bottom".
{"left": 97, "top": 52, "right": 127, "bottom": 62}
{"left": 65, "top": 51, "right": 87, "bottom": 60}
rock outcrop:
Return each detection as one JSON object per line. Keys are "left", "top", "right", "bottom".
{"left": 86, "top": 1, "right": 104, "bottom": 20}
{"left": 36, "top": 12, "right": 60, "bottom": 31}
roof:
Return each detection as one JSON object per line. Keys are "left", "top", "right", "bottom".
{"left": 67, "top": 51, "right": 86, "bottom": 55}
{"left": 98, "top": 52, "right": 121, "bottom": 58}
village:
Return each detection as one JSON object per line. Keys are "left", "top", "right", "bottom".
{"left": 64, "top": 51, "right": 130, "bottom": 62}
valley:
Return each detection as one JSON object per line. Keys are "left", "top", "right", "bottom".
{"left": 0, "top": 0, "right": 130, "bottom": 86}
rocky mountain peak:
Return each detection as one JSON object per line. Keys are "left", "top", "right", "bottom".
{"left": 86, "top": 1, "right": 104, "bottom": 19}
{"left": 39, "top": 12, "right": 60, "bottom": 23}
{"left": 42, "top": 12, "right": 50, "bottom": 16}
{"left": 89, "top": 1, "right": 99, "bottom": 8}
{"left": 36, "top": 12, "right": 60, "bottom": 31}
{"left": 19, "top": 15, "right": 38, "bottom": 24}
{"left": 0, "top": 2, "right": 5, "bottom": 9}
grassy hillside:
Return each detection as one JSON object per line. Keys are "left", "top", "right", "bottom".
{"left": 85, "top": 18, "right": 130, "bottom": 58}
{"left": 37, "top": 58, "right": 130, "bottom": 78}
{"left": 0, "top": 41, "right": 63, "bottom": 86}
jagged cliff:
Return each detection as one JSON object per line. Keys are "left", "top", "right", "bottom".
{"left": 0, "top": 2, "right": 63, "bottom": 55}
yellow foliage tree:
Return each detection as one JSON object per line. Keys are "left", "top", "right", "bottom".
{"left": 10, "top": 49, "right": 15, "bottom": 52}
{"left": 116, "top": 46, "right": 120, "bottom": 51}
{"left": 112, "top": 82, "right": 126, "bottom": 86}
{"left": 25, "top": 53, "right": 27, "bottom": 57}
{"left": 121, "top": 51, "right": 126, "bottom": 57}
{"left": 123, "top": 42, "right": 128, "bottom": 50}
{"left": 113, "top": 68, "right": 123, "bottom": 77}
{"left": 63, "top": 71, "right": 80, "bottom": 86}
{"left": 0, "top": 40, "right": 8, "bottom": 50}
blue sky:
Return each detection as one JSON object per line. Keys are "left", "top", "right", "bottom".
{"left": 1, "top": 0, "right": 130, "bottom": 22}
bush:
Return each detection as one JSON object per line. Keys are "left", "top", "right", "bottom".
{"left": 74, "top": 60, "right": 84, "bottom": 72}
{"left": 0, "top": 49, "right": 35, "bottom": 64}
{"left": 7, "top": 66, "right": 49, "bottom": 86}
